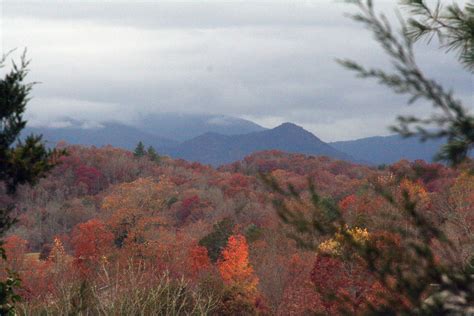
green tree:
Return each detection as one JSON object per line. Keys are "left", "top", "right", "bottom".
{"left": 0, "top": 51, "right": 64, "bottom": 314}
{"left": 199, "top": 218, "right": 235, "bottom": 263}
{"left": 133, "top": 141, "right": 146, "bottom": 158}
{"left": 147, "top": 145, "right": 160, "bottom": 163}
{"left": 402, "top": 0, "right": 474, "bottom": 71}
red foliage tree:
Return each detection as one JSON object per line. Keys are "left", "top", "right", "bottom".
{"left": 2, "top": 235, "right": 28, "bottom": 272}
{"left": 74, "top": 165, "right": 105, "bottom": 194}
{"left": 71, "top": 219, "right": 114, "bottom": 275}
{"left": 188, "top": 244, "right": 211, "bottom": 278}
{"left": 278, "top": 254, "right": 323, "bottom": 315}
{"left": 176, "top": 195, "right": 200, "bottom": 224}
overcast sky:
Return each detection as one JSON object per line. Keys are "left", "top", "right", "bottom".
{"left": 1, "top": 0, "right": 472, "bottom": 141}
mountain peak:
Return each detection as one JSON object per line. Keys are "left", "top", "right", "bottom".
{"left": 163, "top": 121, "right": 354, "bottom": 165}
{"left": 274, "top": 122, "right": 303, "bottom": 130}
{"left": 272, "top": 122, "right": 319, "bottom": 140}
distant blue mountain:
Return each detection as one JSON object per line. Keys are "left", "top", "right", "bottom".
{"left": 23, "top": 113, "right": 266, "bottom": 149}
{"left": 24, "top": 118, "right": 356, "bottom": 166}
{"left": 331, "top": 135, "right": 446, "bottom": 165}
{"left": 23, "top": 121, "right": 178, "bottom": 150}
{"left": 138, "top": 113, "right": 267, "bottom": 141}
{"left": 23, "top": 114, "right": 458, "bottom": 167}
{"left": 162, "top": 123, "right": 355, "bottom": 166}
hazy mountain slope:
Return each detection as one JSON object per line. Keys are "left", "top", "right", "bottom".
{"left": 331, "top": 135, "right": 446, "bottom": 165}
{"left": 163, "top": 122, "right": 354, "bottom": 166}
{"left": 25, "top": 115, "right": 456, "bottom": 167}
{"left": 23, "top": 122, "right": 178, "bottom": 150}
{"left": 137, "top": 113, "right": 267, "bottom": 141}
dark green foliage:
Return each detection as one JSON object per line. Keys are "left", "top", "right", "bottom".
{"left": 466, "top": 255, "right": 474, "bottom": 275}
{"left": 147, "top": 145, "right": 161, "bottom": 163}
{"left": 402, "top": 0, "right": 474, "bottom": 71}
{"left": 167, "top": 196, "right": 179, "bottom": 208}
{"left": 0, "top": 52, "right": 61, "bottom": 195}
{"left": 198, "top": 218, "right": 235, "bottom": 263}
{"left": 244, "top": 224, "right": 263, "bottom": 243}
{"left": 3, "top": 135, "right": 58, "bottom": 194}
{"left": 133, "top": 141, "right": 146, "bottom": 158}
{"left": 339, "top": 0, "right": 473, "bottom": 166}
{"left": 0, "top": 53, "right": 30, "bottom": 152}
{"left": 0, "top": 51, "right": 63, "bottom": 313}
{"left": 0, "top": 269, "right": 21, "bottom": 316}
{"left": 114, "top": 230, "right": 128, "bottom": 248}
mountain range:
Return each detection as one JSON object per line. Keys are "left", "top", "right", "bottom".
{"left": 24, "top": 121, "right": 178, "bottom": 150}
{"left": 163, "top": 123, "right": 353, "bottom": 166}
{"left": 24, "top": 113, "right": 447, "bottom": 166}
{"left": 330, "top": 135, "right": 446, "bottom": 165}
{"left": 137, "top": 113, "right": 266, "bottom": 141}
{"left": 24, "top": 114, "right": 263, "bottom": 149}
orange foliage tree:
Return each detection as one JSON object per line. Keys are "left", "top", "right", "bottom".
{"left": 217, "top": 234, "right": 260, "bottom": 314}
{"left": 218, "top": 234, "right": 258, "bottom": 294}
{"left": 102, "top": 177, "right": 175, "bottom": 252}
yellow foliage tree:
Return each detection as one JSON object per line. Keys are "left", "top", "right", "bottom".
{"left": 318, "top": 226, "right": 370, "bottom": 257}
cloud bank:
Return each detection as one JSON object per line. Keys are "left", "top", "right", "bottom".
{"left": 2, "top": 0, "right": 471, "bottom": 141}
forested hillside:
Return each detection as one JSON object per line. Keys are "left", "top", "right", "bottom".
{"left": 1, "top": 144, "right": 471, "bottom": 314}
{"left": 2, "top": 0, "right": 472, "bottom": 313}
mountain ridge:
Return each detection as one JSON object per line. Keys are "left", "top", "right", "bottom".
{"left": 162, "top": 122, "right": 355, "bottom": 166}
{"left": 137, "top": 113, "right": 267, "bottom": 141}
{"left": 23, "top": 115, "right": 456, "bottom": 167}
{"left": 23, "top": 122, "right": 178, "bottom": 150}
{"left": 330, "top": 134, "right": 446, "bottom": 165}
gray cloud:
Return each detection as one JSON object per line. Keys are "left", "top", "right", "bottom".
{"left": 1, "top": 0, "right": 471, "bottom": 141}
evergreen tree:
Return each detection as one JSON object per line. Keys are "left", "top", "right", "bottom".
{"left": 147, "top": 145, "right": 160, "bottom": 163}
{"left": 0, "top": 51, "right": 64, "bottom": 313}
{"left": 133, "top": 141, "right": 146, "bottom": 158}
{"left": 339, "top": 0, "right": 473, "bottom": 166}
{"left": 199, "top": 218, "right": 235, "bottom": 263}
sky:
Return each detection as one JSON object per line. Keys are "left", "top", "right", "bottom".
{"left": 1, "top": 0, "right": 472, "bottom": 141}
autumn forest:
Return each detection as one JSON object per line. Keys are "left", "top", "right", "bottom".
{"left": 1, "top": 0, "right": 473, "bottom": 314}
{"left": 0, "top": 144, "right": 471, "bottom": 314}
